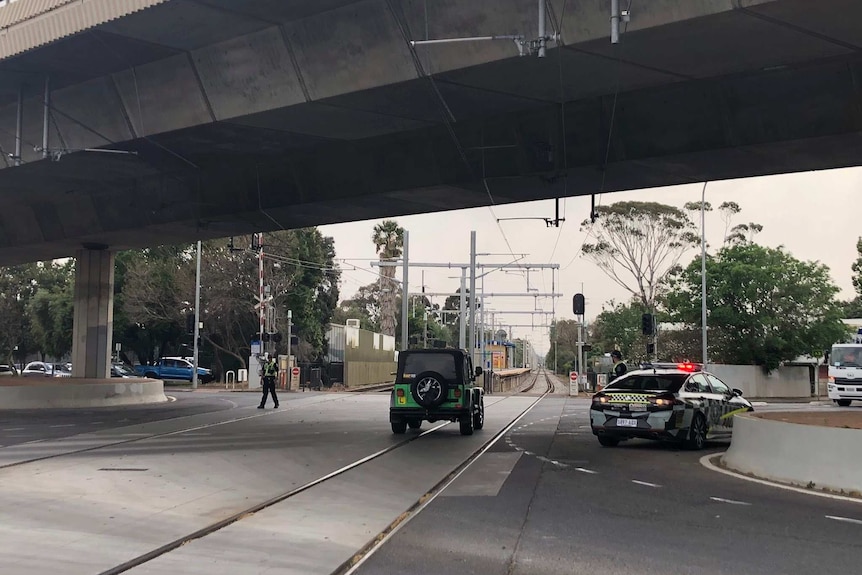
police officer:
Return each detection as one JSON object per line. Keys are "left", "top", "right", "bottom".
{"left": 258, "top": 353, "right": 279, "bottom": 409}
{"left": 609, "top": 350, "right": 627, "bottom": 382}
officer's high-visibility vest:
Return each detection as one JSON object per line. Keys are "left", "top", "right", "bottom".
{"left": 264, "top": 361, "right": 277, "bottom": 377}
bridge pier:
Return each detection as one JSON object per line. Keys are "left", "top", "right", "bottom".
{"left": 71, "top": 247, "right": 114, "bottom": 379}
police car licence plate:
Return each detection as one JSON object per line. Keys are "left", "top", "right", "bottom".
{"left": 616, "top": 418, "right": 638, "bottom": 427}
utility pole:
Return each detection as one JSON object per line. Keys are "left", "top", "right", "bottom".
{"left": 192, "top": 240, "right": 202, "bottom": 389}
{"left": 258, "top": 233, "right": 265, "bottom": 354}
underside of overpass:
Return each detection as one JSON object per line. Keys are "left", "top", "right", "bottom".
{"left": 0, "top": 0, "right": 860, "bottom": 266}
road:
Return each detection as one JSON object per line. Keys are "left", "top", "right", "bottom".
{"left": 0, "top": 376, "right": 859, "bottom": 575}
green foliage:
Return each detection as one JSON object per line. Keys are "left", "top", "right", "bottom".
{"left": 120, "top": 229, "right": 339, "bottom": 373}
{"left": 663, "top": 243, "right": 848, "bottom": 371}
{"left": 581, "top": 201, "right": 699, "bottom": 310}
{"left": 589, "top": 300, "right": 649, "bottom": 363}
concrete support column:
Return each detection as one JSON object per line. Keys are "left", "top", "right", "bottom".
{"left": 71, "top": 248, "right": 115, "bottom": 379}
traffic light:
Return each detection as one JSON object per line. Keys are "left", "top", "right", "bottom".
{"left": 646, "top": 343, "right": 655, "bottom": 355}
{"left": 573, "top": 293, "right": 585, "bottom": 315}
{"left": 186, "top": 313, "right": 195, "bottom": 334}
{"left": 641, "top": 313, "right": 654, "bottom": 336}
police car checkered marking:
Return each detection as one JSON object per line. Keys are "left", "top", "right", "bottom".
{"left": 605, "top": 393, "right": 652, "bottom": 403}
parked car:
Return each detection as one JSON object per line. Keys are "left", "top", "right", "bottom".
{"left": 590, "top": 362, "right": 753, "bottom": 449}
{"left": 134, "top": 357, "right": 213, "bottom": 383}
{"left": 21, "top": 361, "right": 72, "bottom": 378}
{"left": 389, "top": 348, "right": 484, "bottom": 436}
{"left": 111, "top": 363, "right": 138, "bottom": 378}
{"left": 0, "top": 364, "right": 14, "bottom": 377}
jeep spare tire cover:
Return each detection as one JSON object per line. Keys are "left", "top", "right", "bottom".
{"left": 410, "top": 371, "right": 449, "bottom": 408}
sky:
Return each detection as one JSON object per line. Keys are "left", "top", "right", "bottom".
{"left": 319, "top": 167, "right": 862, "bottom": 358}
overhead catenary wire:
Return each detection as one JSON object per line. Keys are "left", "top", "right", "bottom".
{"left": 386, "top": 0, "right": 530, "bottom": 283}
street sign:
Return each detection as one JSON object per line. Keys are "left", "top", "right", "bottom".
{"left": 291, "top": 367, "right": 300, "bottom": 378}
{"left": 569, "top": 371, "right": 578, "bottom": 397}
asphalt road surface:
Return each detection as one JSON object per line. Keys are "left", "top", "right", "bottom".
{"left": 1, "top": 381, "right": 859, "bottom": 575}
{"left": 354, "top": 393, "right": 862, "bottom": 575}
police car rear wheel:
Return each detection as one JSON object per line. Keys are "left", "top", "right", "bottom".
{"left": 685, "top": 413, "right": 707, "bottom": 450}
{"left": 597, "top": 435, "right": 620, "bottom": 447}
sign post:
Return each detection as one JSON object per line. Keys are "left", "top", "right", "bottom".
{"left": 569, "top": 371, "right": 578, "bottom": 396}
{"left": 291, "top": 366, "right": 301, "bottom": 391}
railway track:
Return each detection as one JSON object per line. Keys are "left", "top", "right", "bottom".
{"left": 3, "top": 391, "right": 555, "bottom": 575}
{"left": 520, "top": 368, "right": 554, "bottom": 394}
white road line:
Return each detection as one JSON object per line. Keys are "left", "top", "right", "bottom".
{"left": 49, "top": 424, "right": 75, "bottom": 428}
{"left": 91, "top": 422, "right": 104, "bottom": 425}
{"left": 710, "top": 496, "right": 752, "bottom": 506}
{"left": 575, "top": 467, "right": 598, "bottom": 474}
{"left": 700, "top": 452, "right": 862, "bottom": 505}
{"left": 2, "top": 428, "right": 25, "bottom": 431}
{"left": 632, "top": 480, "right": 661, "bottom": 488}
{"left": 826, "top": 515, "right": 862, "bottom": 525}
{"left": 166, "top": 395, "right": 177, "bottom": 402}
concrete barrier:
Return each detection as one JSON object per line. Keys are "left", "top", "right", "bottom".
{"left": 722, "top": 413, "right": 862, "bottom": 494}
{"left": 0, "top": 378, "right": 168, "bottom": 409}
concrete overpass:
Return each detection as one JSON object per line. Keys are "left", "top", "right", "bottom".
{"left": 1, "top": 0, "right": 861, "bottom": 378}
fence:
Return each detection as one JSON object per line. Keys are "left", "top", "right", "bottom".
{"left": 483, "top": 368, "right": 532, "bottom": 394}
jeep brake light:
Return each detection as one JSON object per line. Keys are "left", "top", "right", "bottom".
{"left": 396, "top": 389, "right": 405, "bottom": 397}
{"left": 454, "top": 389, "right": 462, "bottom": 398}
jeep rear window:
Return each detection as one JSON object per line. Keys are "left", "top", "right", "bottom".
{"left": 605, "top": 374, "right": 685, "bottom": 392}
{"left": 402, "top": 353, "right": 458, "bottom": 381}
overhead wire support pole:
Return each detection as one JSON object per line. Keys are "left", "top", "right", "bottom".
{"left": 459, "top": 267, "right": 467, "bottom": 350}
{"left": 469, "top": 232, "right": 477, "bottom": 362}
{"left": 402, "top": 230, "right": 409, "bottom": 351}
{"left": 14, "top": 87, "right": 22, "bottom": 166}
{"left": 42, "top": 76, "right": 50, "bottom": 160}
{"left": 538, "top": 0, "right": 547, "bottom": 57}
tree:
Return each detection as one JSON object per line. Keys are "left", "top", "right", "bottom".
{"left": 372, "top": 220, "right": 404, "bottom": 338}
{"left": 581, "top": 201, "right": 699, "bottom": 312}
{"left": 663, "top": 243, "right": 848, "bottom": 371}
{"left": 28, "top": 263, "right": 75, "bottom": 360}
{"left": 0, "top": 264, "right": 40, "bottom": 369}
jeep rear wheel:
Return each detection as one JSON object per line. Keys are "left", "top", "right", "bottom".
{"left": 391, "top": 420, "right": 407, "bottom": 434}
{"left": 410, "top": 371, "right": 449, "bottom": 408}
{"left": 407, "top": 419, "right": 422, "bottom": 429}
{"left": 473, "top": 398, "right": 484, "bottom": 430}
{"left": 459, "top": 413, "right": 474, "bottom": 436}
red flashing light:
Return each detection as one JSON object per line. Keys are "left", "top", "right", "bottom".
{"left": 677, "top": 362, "right": 696, "bottom": 372}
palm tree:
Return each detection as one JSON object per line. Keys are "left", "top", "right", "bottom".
{"left": 372, "top": 220, "right": 404, "bottom": 337}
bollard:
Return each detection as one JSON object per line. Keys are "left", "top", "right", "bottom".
{"left": 225, "top": 370, "right": 236, "bottom": 390}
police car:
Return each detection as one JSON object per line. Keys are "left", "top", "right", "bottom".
{"left": 590, "top": 362, "right": 753, "bottom": 449}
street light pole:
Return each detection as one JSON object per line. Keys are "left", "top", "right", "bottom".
{"left": 701, "top": 182, "right": 709, "bottom": 370}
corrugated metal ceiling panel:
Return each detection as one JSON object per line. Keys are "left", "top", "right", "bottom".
{"left": 0, "top": 0, "right": 170, "bottom": 60}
